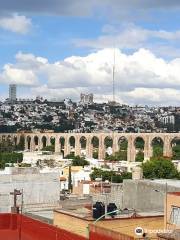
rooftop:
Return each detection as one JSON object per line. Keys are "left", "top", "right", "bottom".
{"left": 54, "top": 208, "right": 164, "bottom": 238}
{"left": 152, "top": 179, "right": 180, "bottom": 188}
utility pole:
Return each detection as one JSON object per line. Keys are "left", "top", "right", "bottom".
{"left": 165, "top": 182, "right": 168, "bottom": 229}
{"left": 68, "top": 165, "right": 72, "bottom": 193}
{"left": 10, "top": 189, "right": 22, "bottom": 213}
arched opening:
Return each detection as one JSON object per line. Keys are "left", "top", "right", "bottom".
{"left": 45, "top": 136, "right": 55, "bottom": 152}
{"left": 151, "top": 137, "right": 164, "bottom": 157}
{"left": 27, "top": 136, "right": 31, "bottom": 150}
{"left": 104, "top": 136, "right": 113, "bottom": 158}
{"left": 17, "top": 136, "right": 25, "bottom": 151}
{"left": 91, "top": 136, "right": 99, "bottom": 159}
{"left": 134, "top": 137, "right": 145, "bottom": 162}
{"left": 60, "top": 137, "right": 65, "bottom": 157}
{"left": 171, "top": 137, "right": 180, "bottom": 160}
{"left": 69, "top": 136, "right": 75, "bottom": 155}
{"left": 50, "top": 137, "right": 55, "bottom": 146}
{"left": 80, "top": 136, "right": 87, "bottom": 149}
{"left": 0, "top": 135, "right": 14, "bottom": 152}
{"left": 2, "top": 135, "right": 6, "bottom": 142}
{"left": 34, "top": 136, "right": 39, "bottom": 151}
{"left": 14, "top": 136, "right": 17, "bottom": 146}
{"left": 7, "top": 135, "right": 12, "bottom": 143}
{"left": 41, "top": 136, "right": 47, "bottom": 149}
{"left": 34, "top": 136, "right": 39, "bottom": 146}
{"left": 80, "top": 136, "right": 87, "bottom": 157}
{"left": 117, "top": 136, "right": 128, "bottom": 161}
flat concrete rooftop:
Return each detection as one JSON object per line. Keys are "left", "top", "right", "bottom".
{"left": 54, "top": 208, "right": 164, "bottom": 238}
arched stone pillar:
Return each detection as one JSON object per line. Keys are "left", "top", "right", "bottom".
{"left": 37, "top": 136, "right": 41, "bottom": 151}
{"left": 30, "top": 135, "right": 36, "bottom": 151}
{"left": 25, "top": 137, "right": 28, "bottom": 150}
{"left": 112, "top": 136, "right": 119, "bottom": 154}
{"left": 98, "top": 135, "right": 105, "bottom": 160}
{"left": 46, "top": 136, "right": 51, "bottom": 146}
{"left": 39, "top": 137, "right": 43, "bottom": 150}
{"left": 16, "top": 135, "right": 21, "bottom": 146}
{"left": 127, "top": 136, "right": 136, "bottom": 162}
{"left": 55, "top": 136, "right": 60, "bottom": 153}
{"left": 163, "top": 136, "right": 173, "bottom": 158}
{"left": 75, "top": 135, "right": 81, "bottom": 156}
{"left": 86, "top": 136, "right": 92, "bottom": 158}
{"left": 144, "top": 135, "right": 153, "bottom": 161}
{"left": 64, "top": 136, "right": 70, "bottom": 157}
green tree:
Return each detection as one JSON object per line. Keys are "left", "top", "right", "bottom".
{"left": 41, "top": 145, "right": 55, "bottom": 152}
{"left": 135, "top": 138, "right": 144, "bottom": 149}
{"left": 16, "top": 136, "right": 25, "bottom": 151}
{"left": 64, "top": 153, "right": 75, "bottom": 159}
{"left": 71, "top": 156, "right": 89, "bottom": 167}
{"left": 105, "top": 149, "right": 127, "bottom": 161}
{"left": 0, "top": 140, "right": 15, "bottom": 152}
{"left": 142, "top": 157, "right": 180, "bottom": 179}
{"left": 0, "top": 152, "right": 23, "bottom": 169}
{"left": 104, "top": 138, "right": 113, "bottom": 148}
{"left": 172, "top": 144, "right": 180, "bottom": 160}
{"left": 64, "top": 154, "right": 90, "bottom": 166}
{"left": 120, "top": 140, "right": 128, "bottom": 150}
{"left": 93, "top": 151, "right": 98, "bottom": 159}
{"left": 135, "top": 151, "right": 144, "bottom": 162}
{"left": 90, "top": 168, "right": 132, "bottom": 183}
{"left": 153, "top": 146, "right": 163, "bottom": 157}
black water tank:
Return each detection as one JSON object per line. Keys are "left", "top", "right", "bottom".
{"left": 93, "top": 202, "right": 105, "bottom": 219}
{"left": 107, "top": 203, "right": 117, "bottom": 217}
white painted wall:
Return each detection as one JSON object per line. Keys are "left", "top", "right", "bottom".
{"left": 0, "top": 172, "right": 60, "bottom": 213}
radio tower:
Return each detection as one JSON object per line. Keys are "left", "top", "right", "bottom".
{"left": 112, "top": 48, "right": 116, "bottom": 104}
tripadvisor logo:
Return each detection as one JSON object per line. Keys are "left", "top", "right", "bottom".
{"left": 135, "top": 227, "right": 144, "bottom": 236}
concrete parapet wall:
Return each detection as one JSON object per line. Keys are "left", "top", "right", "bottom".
{"left": 0, "top": 172, "right": 60, "bottom": 213}
{"left": 123, "top": 179, "right": 180, "bottom": 212}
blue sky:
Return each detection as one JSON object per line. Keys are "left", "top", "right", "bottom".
{"left": 1, "top": 0, "right": 180, "bottom": 105}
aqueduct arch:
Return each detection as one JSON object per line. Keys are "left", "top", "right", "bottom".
{"left": 0, "top": 132, "right": 179, "bottom": 162}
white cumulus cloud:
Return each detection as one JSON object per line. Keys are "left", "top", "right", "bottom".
{"left": 73, "top": 24, "right": 180, "bottom": 58}
{"left": 1, "top": 48, "right": 180, "bottom": 105}
{"left": 0, "top": 13, "right": 32, "bottom": 34}
{"left": 0, "top": 64, "right": 38, "bottom": 86}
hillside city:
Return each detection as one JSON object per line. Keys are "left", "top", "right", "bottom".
{"left": 0, "top": 85, "right": 180, "bottom": 240}
{"left": 0, "top": 86, "right": 180, "bottom": 133}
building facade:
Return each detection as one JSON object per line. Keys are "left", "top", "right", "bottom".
{"left": 9, "top": 84, "right": 17, "bottom": 102}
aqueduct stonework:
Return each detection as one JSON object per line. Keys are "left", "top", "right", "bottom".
{"left": 0, "top": 132, "right": 180, "bottom": 162}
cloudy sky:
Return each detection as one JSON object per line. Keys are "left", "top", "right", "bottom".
{"left": 0, "top": 0, "right": 180, "bottom": 105}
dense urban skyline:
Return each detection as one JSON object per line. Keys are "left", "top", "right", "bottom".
{"left": 1, "top": 1, "right": 180, "bottom": 105}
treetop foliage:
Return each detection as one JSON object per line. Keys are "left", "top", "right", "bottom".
{"left": 142, "top": 156, "right": 180, "bottom": 179}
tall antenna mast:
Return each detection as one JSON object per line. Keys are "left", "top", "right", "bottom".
{"left": 112, "top": 48, "right": 116, "bottom": 103}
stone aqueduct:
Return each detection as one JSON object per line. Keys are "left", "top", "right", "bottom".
{"left": 0, "top": 132, "right": 180, "bottom": 162}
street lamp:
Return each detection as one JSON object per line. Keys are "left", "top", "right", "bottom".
{"left": 154, "top": 182, "right": 168, "bottom": 229}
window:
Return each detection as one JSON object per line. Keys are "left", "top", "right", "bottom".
{"left": 169, "top": 206, "right": 180, "bottom": 225}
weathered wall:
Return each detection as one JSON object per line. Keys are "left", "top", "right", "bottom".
{"left": 123, "top": 180, "right": 180, "bottom": 212}
{"left": 0, "top": 172, "right": 60, "bottom": 213}
{"left": 166, "top": 193, "right": 180, "bottom": 229}
{"left": 54, "top": 210, "right": 91, "bottom": 237}
{"left": 92, "top": 183, "right": 123, "bottom": 208}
